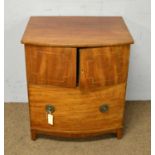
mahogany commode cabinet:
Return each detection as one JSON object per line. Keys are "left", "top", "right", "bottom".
{"left": 21, "top": 16, "right": 134, "bottom": 140}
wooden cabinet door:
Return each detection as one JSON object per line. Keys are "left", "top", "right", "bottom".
{"left": 25, "top": 45, "right": 76, "bottom": 87}
{"left": 80, "top": 45, "right": 130, "bottom": 89}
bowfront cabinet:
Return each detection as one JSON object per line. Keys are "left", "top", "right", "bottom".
{"left": 21, "top": 16, "right": 134, "bottom": 140}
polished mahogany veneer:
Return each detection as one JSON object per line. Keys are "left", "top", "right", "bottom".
{"left": 21, "top": 16, "right": 134, "bottom": 140}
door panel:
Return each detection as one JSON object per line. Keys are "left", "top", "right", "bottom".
{"left": 25, "top": 45, "right": 76, "bottom": 87}
{"left": 80, "top": 45, "right": 130, "bottom": 89}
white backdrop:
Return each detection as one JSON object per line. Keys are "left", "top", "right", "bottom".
{"left": 4, "top": 0, "right": 151, "bottom": 102}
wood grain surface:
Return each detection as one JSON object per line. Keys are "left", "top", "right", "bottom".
{"left": 80, "top": 45, "right": 130, "bottom": 89}
{"left": 28, "top": 83, "right": 126, "bottom": 136}
{"left": 21, "top": 16, "right": 134, "bottom": 47}
{"left": 25, "top": 45, "right": 76, "bottom": 87}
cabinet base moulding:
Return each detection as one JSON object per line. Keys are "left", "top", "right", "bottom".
{"left": 31, "top": 128, "right": 123, "bottom": 140}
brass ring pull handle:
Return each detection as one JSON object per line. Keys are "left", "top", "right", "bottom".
{"left": 99, "top": 104, "right": 109, "bottom": 113}
{"left": 45, "top": 105, "right": 55, "bottom": 113}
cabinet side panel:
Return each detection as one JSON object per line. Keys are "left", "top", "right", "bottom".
{"left": 80, "top": 45, "right": 130, "bottom": 89}
{"left": 25, "top": 45, "right": 77, "bottom": 88}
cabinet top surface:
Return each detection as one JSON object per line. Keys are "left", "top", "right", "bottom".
{"left": 21, "top": 16, "right": 134, "bottom": 47}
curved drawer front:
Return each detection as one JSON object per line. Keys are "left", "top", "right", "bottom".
{"left": 29, "top": 83, "right": 126, "bottom": 133}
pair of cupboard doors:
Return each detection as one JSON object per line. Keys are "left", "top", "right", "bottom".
{"left": 25, "top": 44, "right": 130, "bottom": 90}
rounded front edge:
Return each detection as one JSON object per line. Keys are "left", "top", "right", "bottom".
{"left": 31, "top": 128, "right": 122, "bottom": 139}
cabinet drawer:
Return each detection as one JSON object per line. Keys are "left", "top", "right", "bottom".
{"left": 25, "top": 45, "right": 76, "bottom": 87}
{"left": 29, "top": 84, "right": 126, "bottom": 133}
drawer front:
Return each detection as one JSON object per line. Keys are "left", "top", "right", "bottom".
{"left": 25, "top": 45, "right": 76, "bottom": 87}
{"left": 29, "top": 84, "right": 126, "bottom": 132}
{"left": 80, "top": 45, "right": 130, "bottom": 89}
